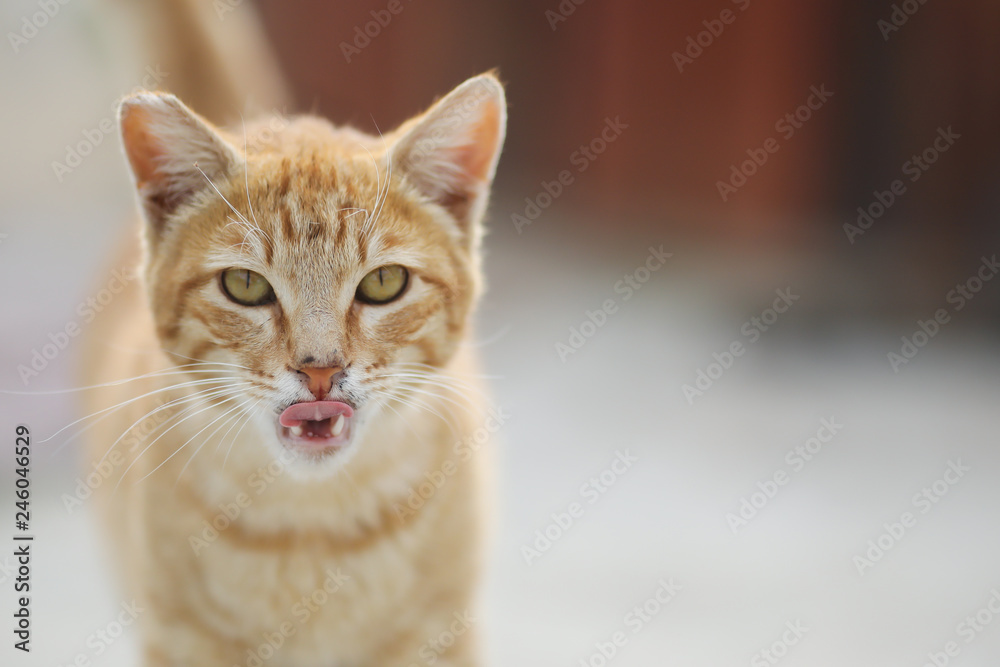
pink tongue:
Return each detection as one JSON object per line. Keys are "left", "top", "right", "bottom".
{"left": 279, "top": 401, "right": 353, "bottom": 427}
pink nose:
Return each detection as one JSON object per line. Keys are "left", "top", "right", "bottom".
{"left": 297, "top": 366, "right": 342, "bottom": 399}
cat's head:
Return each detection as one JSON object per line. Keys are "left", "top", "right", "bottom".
{"left": 117, "top": 74, "right": 506, "bottom": 476}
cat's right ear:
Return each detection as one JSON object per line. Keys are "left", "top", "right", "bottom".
{"left": 118, "top": 92, "right": 239, "bottom": 238}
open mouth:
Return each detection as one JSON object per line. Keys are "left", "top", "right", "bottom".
{"left": 277, "top": 400, "right": 354, "bottom": 451}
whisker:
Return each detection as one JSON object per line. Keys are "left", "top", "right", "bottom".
{"left": 115, "top": 389, "right": 247, "bottom": 491}
{"left": 378, "top": 387, "right": 461, "bottom": 440}
{"left": 389, "top": 361, "right": 501, "bottom": 381}
{"left": 377, "top": 371, "right": 483, "bottom": 394}
{"left": 197, "top": 163, "right": 270, "bottom": 262}
{"left": 375, "top": 370, "right": 493, "bottom": 404}
{"left": 241, "top": 116, "right": 266, "bottom": 235}
{"left": 371, "top": 393, "right": 435, "bottom": 448}
{"left": 196, "top": 164, "right": 252, "bottom": 228}
{"left": 202, "top": 407, "right": 249, "bottom": 467}
{"left": 91, "top": 381, "right": 251, "bottom": 466}
{"left": 223, "top": 399, "right": 262, "bottom": 469}
{"left": 225, "top": 215, "right": 267, "bottom": 257}
{"left": 214, "top": 396, "right": 258, "bottom": 458}
{"left": 392, "top": 385, "right": 469, "bottom": 429}
{"left": 367, "top": 118, "right": 391, "bottom": 237}
{"left": 39, "top": 376, "right": 246, "bottom": 444}
{"left": 342, "top": 209, "right": 368, "bottom": 220}
{"left": 70, "top": 387, "right": 214, "bottom": 463}
{"left": 382, "top": 378, "right": 480, "bottom": 415}
{"left": 164, "top": 353, "right": 251, "bottom": 370}
{"left": 173, "top": 397, "right": 257, "bottom": 486}
{"left": 2, "top": 365, "right": 247, "bottom": 396}
{"left": 50, "top": 379, "right": 248, "bottom": 462}
{"left": 357, "top": 143, "right": 382, "bottom": 240}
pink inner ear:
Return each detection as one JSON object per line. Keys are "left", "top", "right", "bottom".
{"left": 121, "top": 105, "right": 168, "bottom": 191}
{"left": 459, "top": 100, "right": 502, "bottom": 183}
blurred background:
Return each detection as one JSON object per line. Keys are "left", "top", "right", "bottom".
{"left": 2, "top": 0, "right": 1000, "bottom": 665}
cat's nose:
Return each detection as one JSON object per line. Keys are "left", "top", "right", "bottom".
{"left": 294, "top": 365, "right": 343, "bottom": 400}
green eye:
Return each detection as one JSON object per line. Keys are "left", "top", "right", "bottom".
{"left": 356, "top": 265, "right": 409, "bottom": 304}
{"left": 221, "top": 268, "right": 275, "bottom": 306}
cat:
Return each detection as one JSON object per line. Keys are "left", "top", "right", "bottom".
{"left": 79, "top": 69, "right": 506, "bottom": 667}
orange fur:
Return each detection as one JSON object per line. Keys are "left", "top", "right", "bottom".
{"left": 81, "top": 74, "right": 506, "bottom": 666}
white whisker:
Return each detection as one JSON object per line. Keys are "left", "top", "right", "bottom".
{"left": 116, "top": 388, "right": 247, "bottom": 491}
{"left": 215, "top": 396, "right": 258, "bottom": 459}
{"left": 92, "top": 381, "right": 251, "bottom": 466}
{"left": 173, "top": 396, "right": 257, "bottom": 486}
{"left": 378, "top": 386, "right": 461, "bottom": 440}
{"left": 196, "top": 164, "right": 251, "bottom": 226}
{"left": 223, "top": 399, "right": 262, "bottom": 469}
{"left": 40, "top": 376, "right": 245, "bottom": 445}
{"left": 2, "top": 364, "right": 246, "bottom": 396}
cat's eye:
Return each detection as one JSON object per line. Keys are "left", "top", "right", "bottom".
{"left": 356, "top": 265, "right": 409, "bottom": 304}
{"left": 220, "top": 268, "right": 276, "bottom": 306}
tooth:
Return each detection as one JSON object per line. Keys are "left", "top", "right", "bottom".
{"left": 331, "top": 415, "right": 345, "bottom": 437}
{"left": 290, "top": 425, "right": 303, "bottom": 437}
{"left": 314, "top": 407, "right": 323, "bottom": 421}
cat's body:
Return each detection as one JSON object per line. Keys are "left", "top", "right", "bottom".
{"left": 80, "top": 71, "right": 505, "bottom": 666}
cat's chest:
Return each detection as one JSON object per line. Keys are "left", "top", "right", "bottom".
{"left": 193, "top": 523, "right": 420, "bottom": 662}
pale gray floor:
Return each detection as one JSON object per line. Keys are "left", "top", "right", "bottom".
{"left": 2, "top": 2, "right": 1000, "bottom": 665}
{"left": 480, "top": 223, "right": 1000, "bottom": 667}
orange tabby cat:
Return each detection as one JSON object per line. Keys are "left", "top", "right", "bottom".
{"left": 80, "top": 72, "right": 506, "bottom": 666}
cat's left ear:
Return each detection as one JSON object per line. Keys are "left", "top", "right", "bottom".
{"left": 389, "top": 73, "right": 507, "bottom": 241}
{"left": 118, "top": 91, "right": 240, "bottom": 240}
